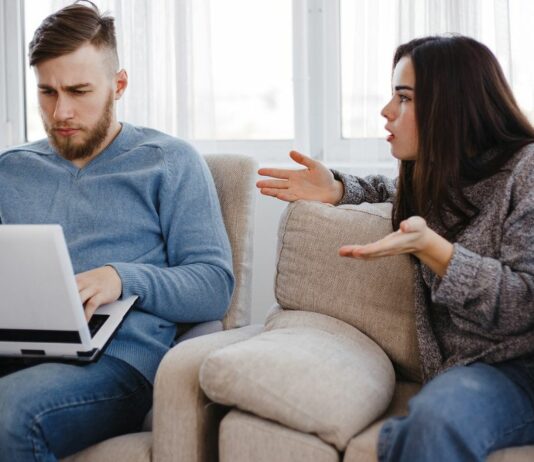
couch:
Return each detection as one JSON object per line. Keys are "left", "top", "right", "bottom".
{"left": 171, "top": 200, "right": 534, "bottom": 462}
{"left": 63, "top": 153, "right": 258, "bottom": 462}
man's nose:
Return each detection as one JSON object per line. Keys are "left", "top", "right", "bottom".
{"left": 53, "top": 95, "right": 74, "bottom": 122}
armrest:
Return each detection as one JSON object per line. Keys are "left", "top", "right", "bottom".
{"left": 152, "top": 325, "right": 264, "bottom": 462}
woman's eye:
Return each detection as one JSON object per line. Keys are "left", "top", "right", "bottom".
{"left": 399, "top": 94, "right": 410, "bottom": 102}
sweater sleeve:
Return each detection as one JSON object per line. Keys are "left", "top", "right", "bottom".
{"left": 109, "top": 146, "right": 234, "bottom": 324}
{"left": 431, "top": 156, "right": 534, "bottom": 336}
{"left": 332, "top": 170, "right": 397, "bottom": 205}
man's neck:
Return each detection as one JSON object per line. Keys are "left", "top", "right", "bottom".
{"left": 71, "top": 121, "right": 122, "bottom": 169}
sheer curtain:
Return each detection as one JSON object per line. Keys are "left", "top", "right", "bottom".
{"left": 342, "top": 0, "right": 534, "bottom": 143}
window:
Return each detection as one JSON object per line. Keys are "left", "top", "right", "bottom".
{"left": 5, "top": 0, "right": 534, "bottom": 168}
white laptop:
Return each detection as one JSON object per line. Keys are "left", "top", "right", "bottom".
{"left": 0, "top": 225, "right": 136, "bottom": 362}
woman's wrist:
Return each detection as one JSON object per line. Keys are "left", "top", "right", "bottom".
{"left": 415, "top": 228, "right": 454, "bottom": 277}
{"left": 328, "top": 180, "right": 345, "bottom": 205}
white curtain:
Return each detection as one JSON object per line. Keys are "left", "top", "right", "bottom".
{"left": 343, "top": 0, "right": 534, "bottom": 142}
{"left": 36, "top": 0, "right": 216, "bottom": 149}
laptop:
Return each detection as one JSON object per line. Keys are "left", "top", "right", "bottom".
{"left": 0, "top": 225, "right": 137, "bottom": 362}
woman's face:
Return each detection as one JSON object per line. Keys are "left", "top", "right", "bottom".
{"left": 381, "top": 56, "right": 419, "bottom": 161}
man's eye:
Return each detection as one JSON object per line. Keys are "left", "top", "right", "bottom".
{"left": 40, "top": 90, "right": 55, "bottom": 95}
{"left": 72, "top": 90, "right": 89, "bottom": 95}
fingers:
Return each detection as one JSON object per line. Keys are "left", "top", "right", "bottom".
{"left": 79, "top": 287, "right": 97, "bottom": 305}
{"left": 257, "top": 167, "right": 293, "bottom": 180}
{"left": 258, "top": 188, "right": 299, "bottom": 202}
{"left": 84, "top": 294, "right": 103, "bottom": 321}
{"left": 400, "top": 216, "right": 426, "bottom": 233}
{"left": 289, "top": 150, "right": 316, "bottom": 169}
{"left": 257, "top": 151, "right": 316, "bottom": 180}
{"left": 255, "top": 179, "right": 289, "bottom": 189}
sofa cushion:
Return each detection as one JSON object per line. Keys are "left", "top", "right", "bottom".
{"left": 275, "top": 201, "right": 421, "bottom": 381}
{"left": 199, "top": 326, "right": 395, "bottom": 451}
{"left": 219, "top": 410, "right": 339, "bottom": 462}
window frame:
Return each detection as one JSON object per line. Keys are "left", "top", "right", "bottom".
{"left": 1, "top": 0, "right": 26, "bottom": 148}
{"left": 5, "top": 0, "right": 393, "bottom": 169}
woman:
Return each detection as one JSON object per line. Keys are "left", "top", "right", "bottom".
{"left": 257, "top": 35, "right": 534, "bottom": 461}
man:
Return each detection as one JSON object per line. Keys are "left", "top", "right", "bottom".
{"left": 0, "top": 2, "right": 234, "bottom": 460}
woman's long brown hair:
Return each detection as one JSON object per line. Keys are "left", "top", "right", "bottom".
{"left": 392, "top": 36, "right": 534, "bottom": 239}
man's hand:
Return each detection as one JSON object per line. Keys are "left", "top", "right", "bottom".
{"left": 76, "top": 266, "right": 122, "bottom": 321}
{"left": 338, "top": 216, "right": 454, "bottom": 277}
{"left": 256, "top": 150, "right": 344, "bottom": 204}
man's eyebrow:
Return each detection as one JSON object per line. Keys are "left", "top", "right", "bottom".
{"left": 37, "top": 83, "right": 93, "bottom": 91}
{"left": 394, "top": 85, "right": 414, "bottom": 91}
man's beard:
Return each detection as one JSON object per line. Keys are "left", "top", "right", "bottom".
{"left": 44, "top": 92, "right": 114, "bottom": 161}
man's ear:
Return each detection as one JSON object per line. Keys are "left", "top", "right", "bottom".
{"left": 114, "top": 69, "right": 128, "bottom": 100}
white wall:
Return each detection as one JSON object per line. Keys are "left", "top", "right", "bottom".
{"left": 249, "top": 189, "right": 287, "bottom": 324}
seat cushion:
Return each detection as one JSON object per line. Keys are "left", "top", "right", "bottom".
{"left": 219, "top": 410, "right": 339, "bottom": 462}
{"left": 199, "top": 325, "right": 395, "bottom": 450}
{"left": 343, "top": 381, "right": 420, "bottom": 461}
{"left": 275, "top": 201, "right": 420, "bottom": 381}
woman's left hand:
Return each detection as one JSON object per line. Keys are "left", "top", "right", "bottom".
{"left": 339, "top": 216, "right": 429, "bottom": 259}
{"left": 339, "top": 216, "right": 454, "bottom": 277}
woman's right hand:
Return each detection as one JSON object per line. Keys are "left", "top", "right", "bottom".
{"left": 256, "top": 151, "right": 344, "bottom": 204}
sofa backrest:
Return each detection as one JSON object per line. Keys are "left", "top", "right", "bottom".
{"left": 274, "top": 200, "right": 421, "bottom": 381}
{"left": 204, "top": 154, "right": 257, "bottom": 330}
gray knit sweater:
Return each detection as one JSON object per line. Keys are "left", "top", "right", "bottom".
{"left": 334, "top": 143, "right": 534, "bottom": 382}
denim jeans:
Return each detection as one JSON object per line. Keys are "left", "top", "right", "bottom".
{"left": 378, "top": 359, "right": 534, "bottom": 462}
{"left": 0, "top": 355, "right": 153, "bottom": 462}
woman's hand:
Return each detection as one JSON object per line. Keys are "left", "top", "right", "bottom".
{"left": 256, "top": 151, "right": 344, "bottom": 204}
{"left": 339, "top": 216, "right": 454, "bottom": 277}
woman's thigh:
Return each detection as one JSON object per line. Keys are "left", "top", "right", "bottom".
{"left": 0, "top": 355, "right": 152, "bottom": 461}
{"left": 379, "top": 359, "right": 534, "bottom": 462}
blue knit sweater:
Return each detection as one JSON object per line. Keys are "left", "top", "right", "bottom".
{"left": 0, "top": 123, "right": 234, "bottom": 382}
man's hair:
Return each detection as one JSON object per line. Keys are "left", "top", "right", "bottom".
{"left": 28, "top": 0, "right": 118, "bottom": 70}
{"left": 390, "top": 35, "right": 534, "bottom": 239}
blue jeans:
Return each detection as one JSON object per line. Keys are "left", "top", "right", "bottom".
{"left": 0, "top": 355, "right": 153, "bottom": 462}
{"left": 378, "top": 359, "right": 534, "bottom": 461}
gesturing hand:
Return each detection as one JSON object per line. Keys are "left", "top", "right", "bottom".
{"left": 76, "top": 266, "right": 123, "bottom": 321}
{"left": 339, "top": 216, "right": 454, "bottom": 277}
{"left": 256, "top": 151, "right": 344, "bottom": 204}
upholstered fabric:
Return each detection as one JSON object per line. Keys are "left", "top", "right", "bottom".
{"left": 61, "top": 432, "right": 152, "bottom": 462}
{"left": 219, "top": 410, "right": 339, "bottom": 462}
{"left": 152, "top": 325, "right": 263, "bottom": 462}
{"left": 204, "top": 155, "right": 257, "bottom": 330}
{"left": 274, "top": 201, "right": 420, "bottom": 381}
{"left": 343, "top": 381, "right": 420, "bottom": 461}
{"left": 199, "top": 326, "right": 395, "bottom": 450}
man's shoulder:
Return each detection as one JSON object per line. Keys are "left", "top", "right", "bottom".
{"left": 0, "top": 138, "right": 53, "bottom": 161}
{"left": 126, "top": 124, "right": 199, "bottom": 159}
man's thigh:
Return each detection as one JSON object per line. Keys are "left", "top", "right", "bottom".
{"left": 0, "top": 355, "right": 152, "bottom": 460}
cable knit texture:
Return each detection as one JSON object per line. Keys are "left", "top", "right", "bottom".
{"left": 333, "top": 143, "right": 534, "bottom": 382}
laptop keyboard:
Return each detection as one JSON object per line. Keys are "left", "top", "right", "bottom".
{"left": 88, "top": 314, "right": 109, "bottom": 338}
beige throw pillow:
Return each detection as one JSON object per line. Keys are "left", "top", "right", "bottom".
{"left": 199, "top": 326, "right": 395, "bottom": 451}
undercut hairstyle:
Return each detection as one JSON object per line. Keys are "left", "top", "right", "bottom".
{"left": 28, "top": 0, "right": 119, "bottom": 72}
{"left": 391, "top": 35, "right": 534, "bottom": 239}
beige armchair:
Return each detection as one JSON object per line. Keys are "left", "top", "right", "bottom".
{"left": 63, "top": 154, "right": 259, "bottom": 462}
{"left": 154, "top": 200, "right": 534, "bottom": 462}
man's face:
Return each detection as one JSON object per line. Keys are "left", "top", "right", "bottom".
{"left": 34, "top": 43, "right": 122, "bottom": 161}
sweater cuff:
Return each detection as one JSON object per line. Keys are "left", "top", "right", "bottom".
{"left": 331, "top": 169, "right": 363, "bottom": 205}
{"left": 431, "top": 243, "right": 482, "bottom": 310}
{"left": 107, "top": 262, "right": 146, "bottom": 302}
